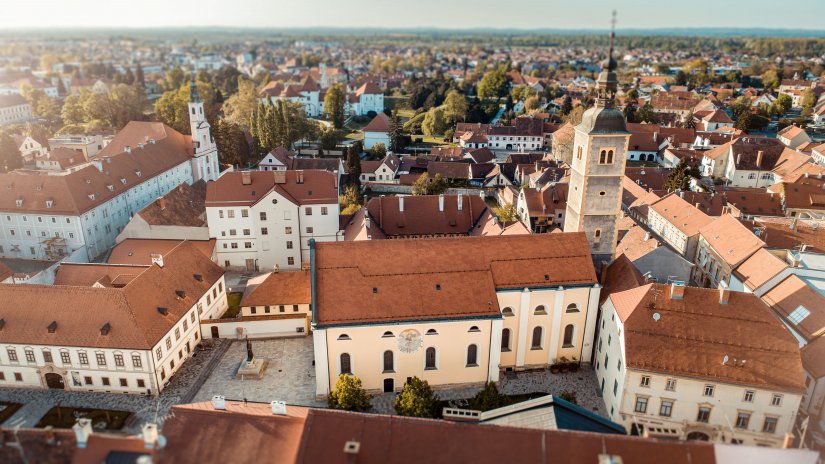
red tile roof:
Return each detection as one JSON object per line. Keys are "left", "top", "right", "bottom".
{"left": 205, "top": 170, "right": 338, "bottom": 207}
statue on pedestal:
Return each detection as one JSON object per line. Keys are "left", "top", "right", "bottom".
{"left": 246, "top": 337, "right": 254, "bottom": 363}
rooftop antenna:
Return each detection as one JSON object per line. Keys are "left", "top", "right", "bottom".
{"left": 647, "top": 286, "right": 662, "bottom": 310}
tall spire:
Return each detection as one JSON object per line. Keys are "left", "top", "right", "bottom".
{"left": 595, "top": 10, "right": 618, "bottom": 108}
{"left": 189, "top": 75, "right": 200, "bottom": 103}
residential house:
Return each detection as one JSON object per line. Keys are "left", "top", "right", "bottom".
{"left": 777, "top": 126, "right": 812, "bottom": 150}
{"left": 205, "top": 170, "right": 340, "bottom": 272}
{"left": 0, "top": 94, "right": 32, "bottom": 126}
{"left": 646, "top": 192, "right": 714, "bottom": 260}
{"left": 48, "top": 134, "right": 106, "bottom": 159}
{"left": 362, "top": 113, "right": 391, "bottom": 150}
{"left": 693, "top": 214, "right": 764, "bottom": 288}
{"left": 359, "top": 154, "right": 400, "bottom": 183}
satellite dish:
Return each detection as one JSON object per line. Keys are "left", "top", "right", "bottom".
{"left": 652, "top": 312, "right": 661, "bottom": 322}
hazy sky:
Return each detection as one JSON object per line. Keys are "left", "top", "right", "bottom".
{"left": 2, "top": 0, "right": 824, "bottom": 30}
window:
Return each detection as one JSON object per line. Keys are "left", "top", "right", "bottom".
{"left": 285, "top": 227, "right": 292, "bottom": 234}
{"left": 241, "top": 209, "right": 248, "bottom": 218}
{"left": 321, "top": 207, "right": 328, "bottom": 215}
{"left": 114, "top": 353, "right": 124, "bottom": 367}
{"left": 61, "top": 351, "right": 71, "bottom": 365}
{"left": 501, "top": 328, "right": 511, "bottom": 351}
{"left": 288, "top": 257, "right": 295, "bottom": 266}
{"left": 138, "top": 379, "right": 146, "bottom": 388}
{"left": 788, "top": 305, "right": 810, "bottom": 324}
{"left": 156, "top": 347, "right": 162, "bottom": 360}
{"left": 501, "top": 307, "right": 514, "bottom": 317}
{"left": 43, "top": 350, "right": 53, "bottom": 363}
{"left": 593, "top": 228, "right": 602, "bottom": 242}
{"left": 174, "top": 328, "right": 181, "bottom": 340}
{"left": 598, "top": 149, "right": 615, "bottom": 164}
{"left": 340, "top": 353, "right": 352, "bottom": 374}
{"left": 425, "top": 347, "right": 437, "bottom": 370}
{"left": 337, "top": 334, "right": 351, "bottom": 340}
{"left": 261, "top": 227, "right": 268, "bottom": 235}
{"left": 697, "top": 407, "right": 711, "bottom": 423}
{"left": 565, "top": 303, "right": 580, "bottom": 313}
{"left": 531, "top": 327, "right": 543, "bottom": 349}
{"left": 735, "top": 412, "right": 750, "bottom": 429}
{"left": 466, "top": 344, "right": 478, "bottom": 366}
{"left": 102, "top": 377, "right": 111, "bottom": 386}
{"left": 634, "top": 397, "right": 648, "bottom": 413}
{"left": 260, "top": 212, "right": 267, "bottom": 221}
{"left": 763, "top": 416, "right": 778, "bottom": 434}
{"left": 703, "top": 384, "right": 715, "bottom": 397}
{"left": 468, "top": 326, "right": 480, "bottom": 332}
{"left": 243, "top": 229, "right": 251, "bottom": 236}
{"left": 771, "top": 394, "right": 783, "bottom": 407}
{"left": 305, "top": 207, "right": 312, "bottom": 216}
{"left": 426, "top": 329, "right": 438, "bottom": 335}
{"left": 23, "top": 349, "right": 35, "bottom": 363}
{"left": 640, "top": 376, "right": 651, "bottom": 387}
{"left": 166, "top": 338, "right": 172, "bottom": 350}
{"left": 534, "top": 305, "right": 547, "bottom": 315}
{"left": 6, "top": 348, "right": 17, "bottom": 362}
{"left": 665, "top": 379, "right": 676, "bottom": 392}
{"left": 286, "top": 241, "right": 293, "bottom": 249}
{"left": 613, "top": 379, "right": 618, "bottom": 396}
{"left": 227, "top": 210, "right": 235, "bottom": 218}
{"left": 79, "top": 352, "right": 89, "bottom": 365}
{"left": 306, "top": 227, "right": 314, "bottom": 234}
{"left": 383, "top": 351, "right": 394, "bottom": 372}
{"left": 576, "top": 146, "right": 583, "bottom": 160}
{"left": 96, "top": 353, "right": 106, "bottom": 366}
{"left": 244, "top": 242, "right": 252, "bottom": 249}
{"left": 562, "top": 324, "right": 575, "bottom": 347}
{"left": 183, "top": 320, "right": 188, "bottom": 332}
{"left": 132, "top": 354, "right": 142, "bottom": 368}
{"left": 743, "top": 390, "right": 755, "bottom": 403}
{"left": 382, "top": 331, "right": 394, "bottom": 338}
{"left": 659, "top": 400, "right": 673, "bottom": 417}
{"left": 14, "top": 373, "right": 22, "bottom": 382}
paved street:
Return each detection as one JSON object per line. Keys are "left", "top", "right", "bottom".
{"left": 0, "top": 338, "right": 229, "bottom": 434}
{"left": 192, "top": 336, "right": 324, "bottom": 407}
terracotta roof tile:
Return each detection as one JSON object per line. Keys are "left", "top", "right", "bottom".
{"left": 732, "top": 248, "right": 787, "bottom": 290}
{"left": 699, "top": 214, "right": 764, "bottom": 267}
{"left": 240, "top": 270, "right": 311, "bottom": 307}
{"left": 205, "top": 170, "right": 338, "bottom": 207}
{"left": 649, "top": 193, "right": 714, "bottom": 237}
{"left": 762, "top": 275, "right": 825, "bottom": 340}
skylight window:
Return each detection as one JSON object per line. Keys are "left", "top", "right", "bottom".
{"left": 788, "top": 305, "right": 810, "bottom": 325}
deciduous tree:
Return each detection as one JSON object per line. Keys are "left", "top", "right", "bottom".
{"left": 328, "top": 375, "right": 373, "bottom": 412}
{"left": 394, "top": 376, "right": 438, "bottom": 418}
{"left": 324, "top": 84, "right": 347, "bottom": 129}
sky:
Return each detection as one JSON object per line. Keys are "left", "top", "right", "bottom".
{"left": 1, "top": 0, "right": 824, "bottom": 30}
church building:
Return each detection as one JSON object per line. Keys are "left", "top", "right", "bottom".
{"left": 188, "top": 80, "right": 220, "bottom": 182}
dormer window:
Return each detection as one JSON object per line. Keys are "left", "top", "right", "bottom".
{"left": 120, "top": 178, "right": 127, "bottom": 185}
{"left": 15, "top": 198, "right": 22, "bottom": 207}
{"left": 107, "top": 185, "right": 114, "bottom": 192}
{"left": 135, "top": 171, "right": 142, "bottom": 177}
{"left": 88, "top": 194, "right": 95, "bottom": 201}
{"left": 45, "top": 200, "right": 53, "bottom": 208}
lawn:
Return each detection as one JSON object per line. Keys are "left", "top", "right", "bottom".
{"left": 222, "top": 292, "right": 244, "bottom": 318}
{"left": 35, "top": 407, "right": 132, "bottom": 430}
{"left": 0, "top": 402, "right": 22, "bottom": 425}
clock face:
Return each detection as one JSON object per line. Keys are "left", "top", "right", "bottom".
{"left": 397, "top": 329, "right": 423, "bottom": 354}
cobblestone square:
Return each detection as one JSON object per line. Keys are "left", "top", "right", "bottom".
{"left": 192, "top": 336, "right": 324, "bottom": 407}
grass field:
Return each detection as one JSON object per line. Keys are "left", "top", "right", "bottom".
{"left": 222, "top": 292, "right": 244, "bottom": 318}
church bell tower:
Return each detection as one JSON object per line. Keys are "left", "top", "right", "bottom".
{"left": 563, "top": 16, "right": 630, "bottom": 266}
{"left": 188, "top": 79, "right": 219, "bottom": 182}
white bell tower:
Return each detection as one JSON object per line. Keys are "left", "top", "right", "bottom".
{"left": 188, "top": 79, "right": 219, "bottom": 182}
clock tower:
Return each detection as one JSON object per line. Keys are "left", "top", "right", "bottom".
{"left": 563, "top": 26, "right": 629, "bottom": 266}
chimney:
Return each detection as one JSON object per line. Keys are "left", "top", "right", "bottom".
{"left": 212, "top": 395, "right": 226, "bottom": 410}
{"left": 125, "top": 145, "right": 131, "bottom": 154}
{"left": 678, "top": 190, "right": 684, "bottom": 198}
{"left": 643, "top": 231, "right": 651, "bottom": 241}
{"left": 736, "top": 153, "right": 741, "bottom": 165}
{"left": 695, "top": 202, "right": 701, "bottom": 209}
{"left": 670, "top": 281, "right": 685, "bottom": 299}
{"left": 458, "top": 195, "right": 463, "bottom": 211}
{"left": 151, "top": 253, "right": 164, "bottom": 268}
{"left": 333, "top": 170, "right": 339, "bottom": 189}
{"left": 718, "top": 281, "right": 730, "bottom": 304}
{"left": 365, "top": 211, "right": 371, "bottom": 229}
{"left": 756, "top": 150, "right": 764, "bottom": 168}
{"left": 653, "top": 131, "right": 658, "bottom": 142}
{"left": 297, "top": 170, "right": 304, "bottom": 184}
{"left": 438, "top": 194, "right": 445, "bottom": 212}
{"left": 241, "top": 171, "right": 252, "bottom": 185}
{"left": 142, "top": 423, "right": 158, "bottom": 449}
{"left": 73, "top": 418, "right": 93, "bottom": 448}
{"left": 271, "top": 400, "right": 287, "bottom": 415}
{"left": 398, "top": 196, "right": 404, "bottom": 212}
{"left": 157, "top": 197, "right": 167, "bottom": 210}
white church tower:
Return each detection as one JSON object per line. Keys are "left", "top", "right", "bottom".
{"left": 563, "top": 25, "right": 630, "bottom": 266}
{"left": 188, "top": 79, "right": 219, "bottom": 182}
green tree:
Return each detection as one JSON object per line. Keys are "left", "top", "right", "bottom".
{"left": 559, "top": 95, "right": 573, "bottom": 116}
{"left": 761, "top": 69, "right": 780, "bottom": 90}
{"left": 328, "top": 374, "right": 373, "bottom": 412}
{"left": 0, "top": 132, "right": 22, "bottom": 172}
{"left": 443, "top": 90, "right": 468, "bottom": 123}
{"left": 800, "top": 88, "right": 817, "bottom": 113}
{"left": 324, "top": 84, "right": 347, "bottom": 129}
{"left": 663, "top": 159, "right": 693, "bottom": 192}
{"left": 682, "top": 111, "right": 696, "bottom": 129}
{"left": 339, "top": 185, "right": 363, "bottom": 215}
{"left": 729, "top": 96, "right": 752, "bottom": 120}
{"left": 636, "top": 103, "right": 656, "bottom": 123}
{"left": 163, "top": 66, "right": 187, "bottom": 92}
{"left": 319, "top": 126, "right": 343, "bottom": 151}
{"left": 223, "top": 77, "right": 259, "bottom": 130}
{"left": 214, "top": 119, "right": 251, "bottom": 168}
{"left": 411, "top": 173, "right": 447, "bottom": 195}
{"left": 774, "top": 93, "right": 793, "bottom": 115}
{"left": 345, "top": 144, "right": 362, "bottom": 187}
{"left": 394, "top": 376, "right": 439, "bottom": 418}
{"left": 524, "top": 95, "right": 541, "bottom": 112}
{"left": 477, "top": 65, "right": 510, "bottom": 100}
{"left": 155, "top": 80, "right": 216, "bottom": 134}
{"left": 622, "top": 100, "right": 637, "bottom": 123}
{"left": 39, "top": 53, "right": 59, "bottom": 72}
{"left": 388, "top": 110, "right": 405, "bottom": 153}
{"left": 470, "top": 382, "right": 505, "bottom": 411}
{"left": 563, "top": 105, "right": 585, "bottom": 126}
{"left": 734, "top": 111, "right": 752, "bottom": 132}
{"left": 421, "top": 107, "right": 447, "bottom": 136}
{"left": 370, "top": 143, "right": 387, "bottom": 159}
